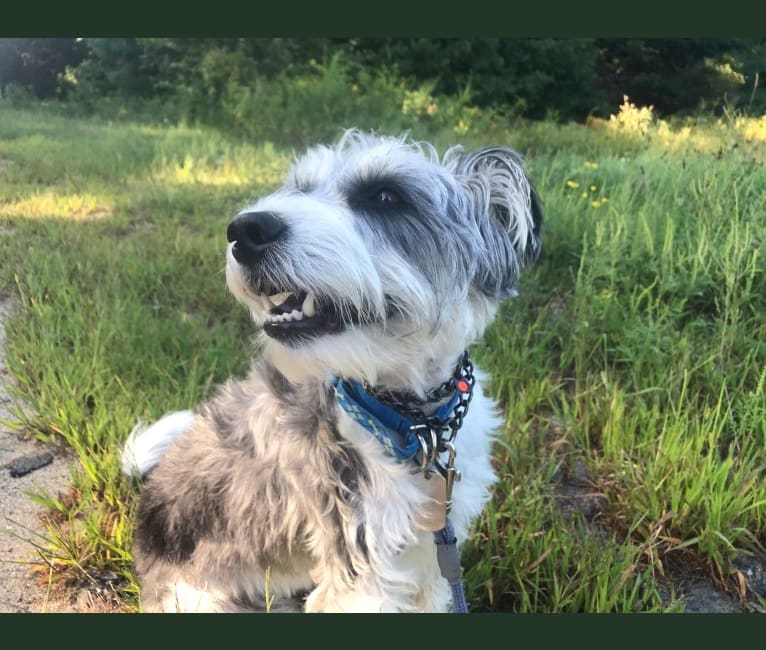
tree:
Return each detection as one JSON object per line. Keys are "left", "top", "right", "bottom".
{"left": 595, "top": 39, "right": 754, "bottom": 115}
{"left": 0, "top": 38, "right": 86, "bottom": 98}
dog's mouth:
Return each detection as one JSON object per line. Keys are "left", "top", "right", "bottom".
{"left": 259, "top": 288, "right": 360, "bottom": 343}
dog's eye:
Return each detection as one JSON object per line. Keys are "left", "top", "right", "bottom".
{"left": 375, "top": 189, "right": 400, "bottom": 204}
{"left": 348, "top": 180, "right": 406, "bottom": 209}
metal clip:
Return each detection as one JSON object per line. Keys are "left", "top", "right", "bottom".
{"left": 416, "top": 433, "right": 430, "bottom": 476}
{"left": 434, "top": 442, "right": 461, "bottom": 514}
{"left": 413, "top": 423, "right": 441, "bottom": 477}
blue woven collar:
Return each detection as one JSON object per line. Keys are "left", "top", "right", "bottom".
{"left": 332, "top": 369, "right": 469, "bottom": 462}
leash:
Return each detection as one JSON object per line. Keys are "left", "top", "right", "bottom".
{"left": 434, "top": 518, "right": 469, "bottom": 613}
{"left": 333, "top": 352, "right": 474, "bottom": 613}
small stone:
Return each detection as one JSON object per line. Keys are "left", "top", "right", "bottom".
{"left": 681, "top": 580, "right": 743, "bottom": 613}
{"left": 7, "top": 452, "right": 54, "bottom": 478}
{"left": 571, "top": 459, "right": 590, "bottom": 485}
{"left": 732, "top": 555, "right": 766, "bottom": 597}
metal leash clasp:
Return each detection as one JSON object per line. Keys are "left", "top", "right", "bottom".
{"left": 434, "top": 442, "right": 461, "bottom": 514}
{"left": 413, "top": 422, "right": 440, "bottom": 477}
{"left": 413, "top": 423, "right": 462, "bottom": 512}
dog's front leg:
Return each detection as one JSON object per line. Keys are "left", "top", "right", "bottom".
{"left": 304, "top": 577, "right": 416, "bottom": 613}
{"left": 304, "top": 532, "right": 451, "bottom": 613}
{"left": 304, "top": 580, "right": 392, "bottom": 613}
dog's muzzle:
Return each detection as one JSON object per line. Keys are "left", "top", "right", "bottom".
{"left": 226, "top": 210, "right": 364, "bottom": 344}
{"left": 227, "top": 211, "right": 287, "bottom": 265}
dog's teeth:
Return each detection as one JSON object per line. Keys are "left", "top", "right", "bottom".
{"left": 302, "top": 293, "right": 316, "bottom": 317}
{"left": 269, "top": 292, "right": 290, "bottom": 306}
{"left": 290, "top": 310, "right": 303, "bottom": 321}
{"left": 283, "top": 311, "right": 294, "bottom": 322}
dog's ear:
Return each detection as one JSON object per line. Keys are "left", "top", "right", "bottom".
{"left": 448, "top": 145, "right": 543, "bottom": 299}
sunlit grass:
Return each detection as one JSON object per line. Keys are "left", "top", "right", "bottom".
{"left": 149, "top": 144, "right": 290, "bottom": 188}
{"left": 0, "top": 191, "right": 115, "bottom": 220}
{"left": 735, "top": 114, "right": 766, "bottom": 143}
{"left": 1, "top": 102, "right": 764, "bottom": 612}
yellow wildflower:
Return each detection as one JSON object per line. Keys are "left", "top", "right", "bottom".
{"left": 590, "top": 185, "right": 597, "bottom": 192}
{"left": 585, "top": 161, "right": 599, "bottom": 169}
{"left": 454, "top": 119, "right": 469, "bottom": 135}
{"left": 592, "top": 200, "right": 602, "bottom": 208}
{"left": 581, "top": 192, "right": 588, "bottom": 199}
{"left": 566, "top": 180, "right": 580, "bottom": 189}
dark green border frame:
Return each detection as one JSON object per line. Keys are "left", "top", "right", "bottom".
{"left": 1, "top": 611, "right": 762, "bottom": 641}
{"left": 3, "top": 0, "right": 766, "bottom": 37}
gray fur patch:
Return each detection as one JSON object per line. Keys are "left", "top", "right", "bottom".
{"left": 135, "top": 474, "right": 228, "bottom": 564}
{"left": 132, "top": 361, "right": 371, "bottom": 604}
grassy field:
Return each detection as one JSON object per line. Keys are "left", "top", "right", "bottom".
{"left": 1, "top": 101, "right": 765, "bottom": 612}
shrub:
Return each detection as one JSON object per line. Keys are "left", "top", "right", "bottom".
{"left": 214, "top": 54, "right": 499, "bottom": 147}
{"left": 0, "top": 81, "right": 36, "bottom": 106}
{"left": 608, "top": 95, "right": 656, "bottom": 136}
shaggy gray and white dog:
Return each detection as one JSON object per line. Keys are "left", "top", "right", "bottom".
{"left": 122, "top": 130, "right": 543, "bottom": 612}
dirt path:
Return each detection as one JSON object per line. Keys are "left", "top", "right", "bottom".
{"left": 0, "top": 298, "right": 78, "bottom": 612}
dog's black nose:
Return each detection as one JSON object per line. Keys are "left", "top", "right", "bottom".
{"left": 227, "top": 211, "right": 287, "bottom": 264}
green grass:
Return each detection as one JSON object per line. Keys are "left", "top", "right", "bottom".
{"left": 1, "top": 102, "right": 765, "bottom": 612}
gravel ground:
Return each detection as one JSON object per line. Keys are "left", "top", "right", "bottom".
{"left": 0, "top": 297, "right": 84, "bottom": 612}
{"left": 0, "top": 430, "right": 71, "bottom": 612}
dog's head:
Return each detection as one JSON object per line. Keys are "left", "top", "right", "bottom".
{"left": 226, "top": 131, "right": 543, "bottom": 390}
